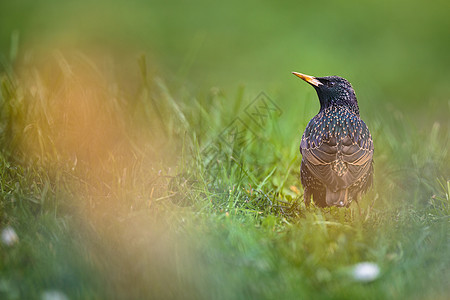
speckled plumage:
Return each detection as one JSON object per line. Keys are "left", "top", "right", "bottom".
{"left": 293, "top": 73, "right": 374, "bottom": 207}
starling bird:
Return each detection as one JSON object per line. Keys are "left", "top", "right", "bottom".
{"left": 292, "top": 72, "right": 374, "bottom": 207}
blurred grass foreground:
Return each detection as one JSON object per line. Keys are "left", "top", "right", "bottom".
{"left": 0, "top": 0, "right": 449, "bottom": 299}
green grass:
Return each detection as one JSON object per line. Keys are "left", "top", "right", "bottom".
{"left": 0, "top": 1, "right": 449, "bottom": 299}
{"left": 0, "top": 53, "right": 448, "bottom": 299}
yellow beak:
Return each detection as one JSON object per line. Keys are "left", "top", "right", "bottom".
{"left": 292, "top": 72, "right": 322, "bottom": 87}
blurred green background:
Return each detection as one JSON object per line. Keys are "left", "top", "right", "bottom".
{"left": 1, "top": 0, "right": 449, "bottom": 121}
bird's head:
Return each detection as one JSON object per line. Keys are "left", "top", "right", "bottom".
{"left": 292, "top": 72, "right": 360, "bottom": 115}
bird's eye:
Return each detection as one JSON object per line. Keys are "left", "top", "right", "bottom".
{"left": 328, "top": 82, "right": 336, "bottom": 87}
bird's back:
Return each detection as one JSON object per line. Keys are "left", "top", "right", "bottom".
{"left": 300, "top": 105, "right": 374, "bottom": 206}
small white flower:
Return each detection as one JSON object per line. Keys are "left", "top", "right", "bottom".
{"left": 1, "top": 226, "right": 19, "bottom": 246}
{"left": 41, "top": 290, "right": 69, "bottom": 300}
{"left": 352, "top": 262, "right": 380, "bottom": 282}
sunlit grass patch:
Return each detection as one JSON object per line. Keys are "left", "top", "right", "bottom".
{"left": 0, "top": 51, "right": 448, "bottom": 299}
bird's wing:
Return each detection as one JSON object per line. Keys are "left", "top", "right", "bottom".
{"left": 301, "top": 132, "right": 373, "bottom": 192}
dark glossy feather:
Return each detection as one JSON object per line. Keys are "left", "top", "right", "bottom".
{"left": 296, "top": 75, "right": 374, "bottom": 207}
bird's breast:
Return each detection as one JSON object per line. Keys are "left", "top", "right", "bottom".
{"left": 302, "top": 106, "right": 372, "bottom": 150}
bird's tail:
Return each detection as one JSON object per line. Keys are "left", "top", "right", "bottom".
{"left": 326, "top": 188, "right": 348, "bottom": 207}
